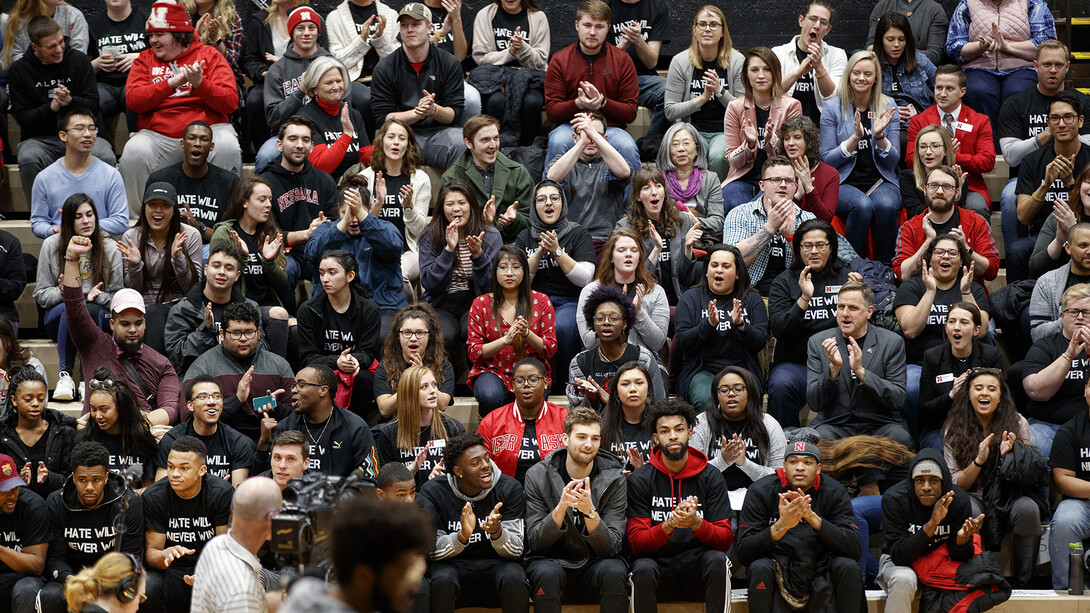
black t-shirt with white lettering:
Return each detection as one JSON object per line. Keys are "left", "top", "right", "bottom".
{"left": 148, "top": 164, "right": 239, "bottom": 240}
{"left": 998, "top": 87, "right": 1090, "bottom": 180}
{"left": 0, "top": 488, "right": 49, "bottom": 575}
{"left": 770, "top": 265, "right": 852, "bottom": 364}
{"left": 231, "top": 221, "right": 275, "bottom": 306}
{"left": 893, "top": 276, "right": 990, "bottom": 364}
{"left": 87, "top": 7, "right": 149, "bottom": 87}
{"left": 653, "top": 221, "right": 675, "bottom": 304}
{"left": 701, "top": 419, "right": 764, "bottom": 490}
{"left": 1024, "top": 332, "right": 1090, "bottom": 425}
{"left": 1015, "top": 144, "right": 1090, "bottom": 235}
{"left": 347, "top": 2, "right": 381, "bottom": 75}
{"left": 372, "top": 416, "right": 467, "bottom": 486}
{"left": 755, "top": 234, "right": 788, "bottom": 296}
{"left": 515, "top": 419, "right": 539, "bottom": 482}
{"left": 378, "top": 173, "right": 410, "bottom": 252}
{"left": 1050, "top": 410, "right": 1090, "bottom": 498}
{"left": 155, "top": 421, "right": 256, "bottom": 482}
{"left": 490, "top": 8, "right": 529, "bottom": 53}
{"left": 847, "top": 110, "right": 880, "bottom": 191}
{"left": 515, "top": 224, "right": 596, "bottom": 299}
{"left": 581, "top": 344, "right": 643, "bottom": 394}
{"left": 689, "top": 64, "right": 732, "bottom": 133}
{"left": 740, "top": 105, "right": 770, "bottom": 184}
{"left": 792, "top": 46, "right": 820, "bottom": 122}
{"left": 608, "top": 0, "right": 669, "bottom": 75}
{"left": 321, "top": 307, "right": 357, "bottom": 354}
{"left": 611, "top": 419, "right": 652, "bottom": 471}
{"left": 98, "top": 432, "right": 157, "bottom": 483}
{"left": 142, "top": 475, "right": 233, "bottom": 573}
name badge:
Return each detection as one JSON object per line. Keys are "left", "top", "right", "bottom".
{"left": 956, "top": 121, "right": 974, "bottom": 133}
{"left": 936, "top": 373, "right": 955, "bottom": 384}
{"left": 867, "top": 111, "right": 874, "bottom": 119}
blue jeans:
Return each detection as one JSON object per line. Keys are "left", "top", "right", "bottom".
{"left": 545, "top": 124, "right": 641, "bottom": 179}
{"left": 919, "top": 429, "right": 943, "bottom": 450}
{"left": 837, "top": 181, "right": 902, "bottom": 263}
{"left": 1001, "top": 177, "right": 1036, "bottom": 281}
{"left": 637, "top": 74, "right": 668, "bottom": 136}
{"left": 255, "top": 136, "right": 279, "bottom": 173}
{"left": 1049, "top": 499, "right": 1090, "bottom": 589}
{"left": 905, "top": 364, "right": 921, "bottom": 442}
{"left": 471, "top": 372, "right": 513, "bottom": 417}
{"left": 853, "top": 495, "right": 883, "bottom": 581}
{"left": 1027, "top": 417, "right": 1061, "bottom": 459}
{"left": 767, "top": 361, "right": 808, "bottom": 429}
{"left": 550, "top": 296, "right": 580, "bottom": 394}
{"left": 964, "top": 68, "right": 1038, "bottom": 154}
{"left": 721, "top": 180, "right": 759, "bottom": 216}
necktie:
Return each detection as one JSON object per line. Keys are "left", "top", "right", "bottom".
{"left": 943, "top": 113, "right": 956, "bottom": 135}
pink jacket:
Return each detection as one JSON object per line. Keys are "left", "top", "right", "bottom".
{"left": 723, "top": 95, "right": 802, "bottom": 185}
{"left": 962, "top": 0, "right": 1033, "bottom": 73}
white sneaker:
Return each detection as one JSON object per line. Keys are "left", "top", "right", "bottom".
{"left": 54, "top": 371, "right": 75, "bottom": 401}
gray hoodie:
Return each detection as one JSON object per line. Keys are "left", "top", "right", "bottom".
{"left": 263, "top": 45, "right": 333, "bottom": 133}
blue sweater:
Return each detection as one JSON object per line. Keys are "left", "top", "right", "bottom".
{"left": 31, "top": 158, "right": 129, "bottom": 238}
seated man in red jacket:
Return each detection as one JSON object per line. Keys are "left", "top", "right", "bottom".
{"left": 477, "top": 358, "right": 568, "bottom": 483}
{"left": 892, "top": 165, "right": 1000, "bottom": 282}
{"left": 626, "top": 398, "right": 732, "bottom": 613}
{"left": 119, "top": 0, "right": 241, "bottom": 217}
{"left": 906, "top": 65, "right": 996, "bottom": 221}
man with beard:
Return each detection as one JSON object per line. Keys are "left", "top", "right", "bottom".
{"left": 63, "top": 235, "right": 180, "bottom": 426}
{"left": 736, "top": 440, "right": 862, "bottom": 612}
{"left": 524, "top": 408, "right": 628, "bottom": 613}
{"left": 806, "top": 281, "right": 912, "bottom": 449}
{"left": 257, "top": 365, "right": 377, "bottom": 479}
{"left": 416, "top": 432, "right": 528, "bottom": 613}
{"left": 893, "top": 164, "right": 1000, "bottom": 282}
{"left": 258, "top": 115, "right": 340, "bottom": 295}
{"left": 38, "top": 442, "right": 144, "bottom": 613}
{"left": 280, "top": 496, "right": 431, "bottom": 613}
{"left": 155, "top": 377, "right": 256, "bottom": 486}
{"left": 183, "top": 302, "right": 294, "bottom": 442}
{"left": 625, "top": 399, "right": 732, "bottom": 613}
{"left": 1030, "top": 223, "right": 1090, "bottom": 342}
{"left": 147, "top": 121, "right": 240, "bottom": 244}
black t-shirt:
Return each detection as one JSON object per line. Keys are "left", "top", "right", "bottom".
{"left": 1015, "top": 144, "right": 1090, "bottom": 234}
{"left": 582, "top": 344, "right": 643, "bottom": 393}
{"left": 931, "top": 208, "right": 960, "bottom": 236}
{"left": 847, "top": 109, "right": 880, "bottom": 191}
{"left": 701, "top": 419, "right": 764, "bottom": 490}
{"left": 378, "top": 173, "right": 410, "bottom": 251}
{"left": 490, "top": 8, "right": 529, "bottom": 54}
{"left": 98, "top": 433, "right": 157, "bottom": 482}
{"left": 373, "top": 360, "right": 456, "bottom": 400}
{"left": 653, "top": 221, "right": 675, "bottom": 304}
{"left": 427, "top": 3, "right": 477, "bottom": 62}
{"left": 998, "top": 87, "right": 1090, "bottom": 179}
{"left": 0, "top": 488, "right": 49, "bottom": 575}
{"left": 321, "top": 306, "right": 358, "bottom": 354}
{"left": 608, "top": 0, "right": 669, "bottom": 75}
{"left": 231, "top": 221, "right": 275, "bottom": 306}
{"left": 1050, "top": 410, "right": 1090, "bottom": 498}
{"left": 1023, "top": 332, "right": 1090, "bottom": 425}
{"left": 373, "top": 416, "right": 467, "bottom": 485}
{"left": 347, "top": 2, "right": 381, "bottom": 75}
{"left": 740, "top": 104, "right": 771, "bottom": 184}
{"left": 1069, "top": 271, "right": 1090, "bottom": 290}
{"left": 688, "top": 64, "right": 732, "bottom": 133}
{"left": 147, "top": 164, "right": 239, "bottom": 239}
{"left": 142, "top": 475, "right": 233, "bottom": 573}
{"left": 770, "top": 265, "right": 852, "bottom": 364}
{"left": 792, "top": 46, "right": 820, "bottom": 122}
{"left": 755, "top": 234, "right": 788, "bottom": 296}
{"left": 893, "top": 276, "right": 991, "bottom": 364}
{"left": 87, "top": 7, "right": 149, "bottom": 87}
{"left": 155, "top": 422, "right": 256, "bottom": 482}
{"left": 298, "top": 102, "right": 368, "bottom": 182}
{"left": 515, "top": 225, "right": 596, "bottom": 298}
{"left": 611, "top": 419, "right": 652, "bottom": 472}
{"left": 515, "top": 419, "right": 539, "bottom": 482}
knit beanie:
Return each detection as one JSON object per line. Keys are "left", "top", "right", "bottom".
{"left": 146, "top": 0, "right": 195, "bottom": 33}
{"left": 287, "top": 6, "right": 323, "bottom": 36}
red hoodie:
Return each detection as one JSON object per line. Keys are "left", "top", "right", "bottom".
{"left": 625, "top": 447, "right": 734, "bottom": 557}
{"left": 126, "top": 41, "right": 239, "bottom": 138}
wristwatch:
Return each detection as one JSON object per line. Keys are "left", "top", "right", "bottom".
{"left": 553, "top": 247, "right": 566, "bottom": 258}
{"left": 580, "top": 508, "right": 598, "bottom": 520}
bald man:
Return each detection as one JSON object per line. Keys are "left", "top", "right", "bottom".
{"left": 191, "top": 477, "right": 283, "bottom": 613}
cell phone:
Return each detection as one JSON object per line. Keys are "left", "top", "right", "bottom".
{"left": 253, "top": 395, "right": 276, "bottom": 414}
{"left": 865, "top": 179, "right": 884, "bottom": 198}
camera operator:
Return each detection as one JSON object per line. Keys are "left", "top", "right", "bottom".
{"left": 280, "top": 496, "right": 431, "bottom": 613}
{"left": 190, "top": 477, "right": 283, "bottom": 613}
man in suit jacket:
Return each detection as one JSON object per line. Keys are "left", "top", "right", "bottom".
{"left": 906, "top": 64, "right": 995, "bottom": 221}
{"left": 806, "top": 281, "right": 912, "bottom": 449}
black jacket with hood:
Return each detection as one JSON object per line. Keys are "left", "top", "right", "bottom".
{"left": 45, "top": 472, "right": 144, "bottom": 583}
{"left": 524, "top": 448, "right": 626, "bottom": 568}
{"left": 513, "top": 184, "right": 596, "bottom": 300}
{"left": 880, "top": 448, "right": 975, "bottom": 567}
{"left": 258, "top": 158, "right": 340, "bottom": 235}
{"left": 0, "top": 407, "right": 77, "bottom": 497}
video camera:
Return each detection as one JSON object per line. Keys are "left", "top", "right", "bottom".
{"left": 270, "top": 470, "right": 375, "bottom": 572}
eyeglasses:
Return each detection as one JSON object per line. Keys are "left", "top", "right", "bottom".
{"left": 671, "top": 139, "right": 696, "bottom": 149}
{"left": 805, "top": 15, "right": 831, "bottom": 26}
{"left": 225, "top": 329, "right": 259, "bottom": 340}
{"left": 917, "top": 144, "right": 945, "bottom": 152}
{"left": 718, "top": 384, "right": 746, "bottom": 396}
{"left": 695, "top": 21, "right": 722, "bottom": 30}
{"left": 88, "top": 379, "right": 115, "bottom": 392}
{"left": 192, "top": 393, "right": 224, "bottom": 402}
{"left": 801, "top": 241, "right": 829, "bottom": 252}
{"left": 535, "top": 194, "right": 562, "bottom": 204}
{"left": 932, "top": 248, "right": 960, "bottom": 259}
{"left": 292, "top": 380, "right": 325, "bottom": 389}
{"left": 1048, "top": 114, "right": 1080, "bottom": 125}
{"left": 496, "top": 264, "right": 523, "bottom": 273}
{"left": 761, "top": 176, "right": 796, "bottom": 186}
{"left": 399, "top": 329, "right": 429, "bottom": 339}
{"left": 513, "top": 375, "right": 545, "bottom": 387}
{"left": 1064, "top": 308, "right": 1090, "bottom": 319}
{"left": 926, "top": 183, "right": 957, "bottom": 193}
{"left": 63, "top": 124, "right": 98, "bottom": 134}
{"left": 593, "top": 315, "right": 623, "bottom": 324}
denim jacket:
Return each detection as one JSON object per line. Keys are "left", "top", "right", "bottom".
{"left": 882, "top": 52, "right": 936, "bottom": 113}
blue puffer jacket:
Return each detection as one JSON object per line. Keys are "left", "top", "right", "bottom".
{"left": 882, "top": 52, "right": 936, "bottom": 112}
{"left": 304, "top": 215, "right": 407, "bottom": 311}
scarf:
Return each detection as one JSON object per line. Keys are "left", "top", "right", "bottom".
{"left": 666, "top": 167, "right": 704, "bottom": 207}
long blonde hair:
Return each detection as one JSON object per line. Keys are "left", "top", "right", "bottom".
{"left": 2, "top": 0, "right": 53, "bottom": 67}
{"left": 836, "top": 50, "right": 888, "bottom": 114}
{"left": 686, "top": 5, "right": 732, "bottom": 71}
{"left": 64, "top": 553, "right": 143, "bottom": 613}
{"left": 912, "top": 125, "right": 955, "bottom": 192}
{"left": 394, "top": 366, "right": 450, "bottom": 452}
{"left": 181, "top": 0, "right": 238, "bottom": 44}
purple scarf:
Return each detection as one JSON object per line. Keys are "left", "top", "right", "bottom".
{"left": 665, "top": 167, "right": 704, "bottom": 207}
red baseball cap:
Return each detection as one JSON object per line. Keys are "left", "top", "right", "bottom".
{"left": 0, "top": 455, "right": 26, "bottom": 492}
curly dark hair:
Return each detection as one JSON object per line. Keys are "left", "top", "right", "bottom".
{"left": 924, "top": 234, "right": 969, "bottom": 273}
{"left": 77, "top": 367, "right": 159, "bottom": 465}
{"left": 778, "top": 116, "right": 822, "bottom": 170}
{"left": 444, "top": 432, "right": 487, "bottom": 469}
{"left": 329, "top": 496, "right": 431, "bottom": 589}
{"left": 223, "top": 301, "right": 261, "bottom": 329}
{"left": 70, "top": 440, "right": 110, "bottom": 473}
{"left": 942, "top": 368, "right": 1024, "bottom": 476}
{"left": 701, "top": 366, "right": 769, "bottom": 463}
{"left": 790, "top": 219, "right": 842, "bottom": 274}
{"left": 380, "top": 303, "right": 448, "bottom": 392}
{"left": 642, "top": 397, "right": 698, "bottom": 434}
{"left": 581, "top": 285, "right": 638, "bottom": 337}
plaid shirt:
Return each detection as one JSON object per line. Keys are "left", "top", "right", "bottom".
{"left": 722, "top": 196, "right": 815, "bottom": 285}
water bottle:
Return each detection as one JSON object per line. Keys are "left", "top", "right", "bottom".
{"left": 1070, "top": 543, "right": 1084, "bottom": 595}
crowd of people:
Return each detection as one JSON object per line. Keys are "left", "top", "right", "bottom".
{"left": 0, "top": 0, "right": 1084, "bottom": 609}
